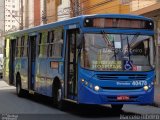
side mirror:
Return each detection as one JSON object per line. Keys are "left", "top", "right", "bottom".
{"left": 77, "top": 33, "right": 84, "bottom": 49}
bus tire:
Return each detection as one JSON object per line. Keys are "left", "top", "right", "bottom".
{"left": 16, "top": 74, "right": 23, "bottom": 97}
{"left": 53, "top": 82, "right": 65, "bottom": 110}
{"left": 111, "top": 104, "right": 123, "bottom": 111}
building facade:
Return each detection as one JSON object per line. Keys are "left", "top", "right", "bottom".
{"left": 130, "top": 0, "right": 158, "bottom": 11}
{"left": 0, "top": 0, "right": 5, "bottom": 33}
{"left": 23, "top": 0, "right": 39, "bottom": 29}
{"left": 5, "top": 0, "right": 20, "bottom": 32}
{"left": 57, "top": 0, "right": 70, "bottom": 21}
{"left": 46, "top": 0, "right": 58, "bottom": 23}
{"left": 40, "top": 0, "right": 45, "bottom": 25}
{"left": 0, "top": 0, "right": 5, "bottom": 53}
{"left": 45, "top": 0, "right": 71, "bottom": 23}
{"left": 79, "top": 0, "right": 130, "bottom": 15}
{"left": 34, "top": 0, "right": 40, "bottom": 26}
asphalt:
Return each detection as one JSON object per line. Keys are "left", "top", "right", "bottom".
{"left": 1, "top": 79, "right": 160, "bottom": 108}
{"left": 154, "top": 85, "right": 160, "bottom": 107}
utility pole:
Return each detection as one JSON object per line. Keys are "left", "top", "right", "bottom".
{"left": 71, "top": 0, "right": 80, "bottom": 17}
{"left": 42, "top": 0, "right": 47, "bottom": 24}
{"left": 20, "top": 0, "right": 23, "bottom": 30}
{"left": 75, "top": 0, "right": 80, "bottom": 16}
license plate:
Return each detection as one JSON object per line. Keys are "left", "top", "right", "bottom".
{"left": 117, "top": 96, "right": 130, "bottom": 100}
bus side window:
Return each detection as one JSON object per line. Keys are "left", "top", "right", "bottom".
{"left": 21, "top": 36, "right": 25, "bottom": 57}
{"left": 47, "top": 28, "right": 63, "bottom": 58}
{"left": 15, "top": 37, "right": 19, "bottom": 57}
{"left": 54, "top": 29, "right": 63, "bottom": 58}
{"left": 4, "top": 38, "right": 10, "bottom": 58}
{"left": 38, "top": 32, "right": 47, "bottom": 58}
{"left": 23, "top": 35, "right": 28, "bottom": 57}
{"left": 47, "top": 30, "right": 54, "bottom": 57}
{"left": 38, "top": 33, "right": 42, "bottom": 56}
{"left": 4, "top": 39, "right": 6, "bottom": 57}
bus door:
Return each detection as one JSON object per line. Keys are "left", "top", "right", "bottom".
{"left": 9, "top": 39, "right": 16, "bottom": 85}
{"left": 28, "top": 35, "right": 37, "bottom": 91}
{"left": 65, "top": 29, "right": 79, "bottom": 100}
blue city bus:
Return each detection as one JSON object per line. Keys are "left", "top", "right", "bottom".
{"left": 3, "top": 14, "right": 155, "bottom": 110}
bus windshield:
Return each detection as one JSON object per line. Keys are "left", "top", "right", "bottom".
{"left": 81, "top": 34, "right": 155, "bottom": 71}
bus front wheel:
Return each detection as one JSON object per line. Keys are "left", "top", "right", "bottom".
{"left": 111, "top": 104, "right": 123, "bottom": 111}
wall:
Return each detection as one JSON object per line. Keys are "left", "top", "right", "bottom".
{"left": 40, "top": 0, "right": 45, "bottom": 25}
{"left": 34, "top": 0, "right": 40, "bottom": 26}
{"left": 23, "top": 0, "right": 29, "bottom": 29}
{"left": 23, "top": 0, "right": 34, "bottom": 28}
{"left": 46, "top": 0, "right": 58, "bottom": 23}
{"left": 0, "top": 0, "right": 4, "bottom": 53}
{"left": 0, "top": 0, "right": 5, "bottom": 33}
{"left": 130, "top": 0, "right": 158, "bottom": 11}
{"left": 5, "top": 0, "right": 20, "bottom": 32}
{"left": 80, "top": 0, "right": 130, "bottom": 15}
{"left": 58, "top": 0, "right": 70, "bottom": 21}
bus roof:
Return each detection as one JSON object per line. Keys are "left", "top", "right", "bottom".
{"left": 5, "top": 14, "right": 153, "bottom": 37}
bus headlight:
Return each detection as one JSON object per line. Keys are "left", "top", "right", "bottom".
{"left": 143, "top": 86, "right": 149, "bottom": 91}
{"left": 94, "top": 86, "right": 100, "bottom": 91}
{"left": 81, "top": 79, "right": 100, "bottom": 91}
{"left": 89, "top": 84, "right": 93, "bottom": 88}
{"left": 81, "top": 79, "right": 85, "bottom": 83}
{"left": 151, "top": 82, "right": 154, "bottom": 85}
{"left": 85, "top": 81, "right": 88, "bottom": 86}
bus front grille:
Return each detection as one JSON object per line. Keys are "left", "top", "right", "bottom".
{"left": 101, "top": 87, "right": 142, "bottom": 90}
{"left": 95, "top": 74, "right": 147, "bottom": 80}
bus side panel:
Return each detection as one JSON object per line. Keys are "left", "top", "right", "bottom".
{"left": 14, "top": 58, "right": 28, "bottom": 90}
{"left": 35, "top": 28, "right": 64, "bottom": 97}
{"left": 43, "top": 58, "right": 56, "bottom": 97}
{"left": 35, "top": 58, "right": 47, "bottom": 96}
{"left": 46, "top": 59, "right": 64, "bottom": 97}
{"left": 3, "top": 39, "right": 10, "bottom": 84}
{"left": 3, "top": 58, "right": 10, "bottom": 84}
{"left": 20, "top": 58, "right": 28, "bottom": 90}
{"left": 35, "top": 58, "right": 64, "bottom": 97}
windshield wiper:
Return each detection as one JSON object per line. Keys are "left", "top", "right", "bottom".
{"left": 101, "top": 30, "right": 117, "bottom": 61}
{"left": 127, "top": 36, "right": 131, "bottom": 61}
{"left": 101, "top": 30, "right": 112, "bottom": 48}
{"left": 130, "top": 32, "right": 140, "bottom": 47}
{"left": 112, "top": 36, "right": 117, "bottom": 61}
{"left": 122, "top": 33, "right": 140, "bottom": 61}
{"left": 120, "top": 34, "right": 130, "bottom": 61}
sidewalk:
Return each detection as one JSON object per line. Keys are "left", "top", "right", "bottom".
{"left": 0, "top": 79, "right": 15, "bottom": 90}
{"left": 154, "top": 85, "right": 160, "bottom": 107}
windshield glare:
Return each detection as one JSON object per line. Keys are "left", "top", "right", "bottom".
{"left": 81, "top": 34, "right": 155, "bottom": 71}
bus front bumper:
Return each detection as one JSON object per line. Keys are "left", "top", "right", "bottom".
{"left": 78, "top": 85, "right": 154, "bottom": 105}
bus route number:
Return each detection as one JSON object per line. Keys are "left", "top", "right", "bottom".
{"left": 132, "top": 81, "right": 147, "bottom": 86}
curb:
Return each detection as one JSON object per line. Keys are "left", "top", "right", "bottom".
{"left": 153, "top": 102, "right": 160, "bottom": 107}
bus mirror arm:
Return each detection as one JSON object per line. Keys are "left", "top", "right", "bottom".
{"left": 77, "top": 34, "right": 84, "bottom": 50}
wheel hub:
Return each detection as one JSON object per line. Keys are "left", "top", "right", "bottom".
{"left": 57, "top": 89, "right": 62, "bottom": 102}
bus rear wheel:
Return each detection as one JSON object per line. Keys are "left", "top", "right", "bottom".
{"left": 16, "top": 75, "right": 23, "bottom": 97}
{"left": 111, "top": 104, "right": 123, "bottom": 111}
{"left": 53, "top": 85, "right": 65, "bottom": 110}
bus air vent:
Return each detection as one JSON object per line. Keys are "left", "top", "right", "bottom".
{"left": 101, "top": 87, "right": 142, "bottom": 90}
{"left": 95, "top": 74, "right": 147, "bottom": 80}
